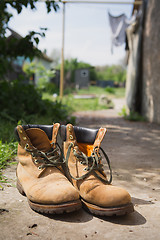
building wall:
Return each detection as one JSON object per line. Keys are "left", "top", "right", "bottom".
{"left": 33, "top": 57, "right": 52, "bottom": 85}
{"left": 142, "top": 0, "right": 160, "bottom": 123}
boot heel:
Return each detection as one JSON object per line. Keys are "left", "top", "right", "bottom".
{"left": 16, "top": 179, "right": 26, "bottom": 196}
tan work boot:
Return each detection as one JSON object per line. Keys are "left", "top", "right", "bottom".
{"left": 63, "top": 124, "right": 134, "bottom": 216}
{"left": 15, "top": 123, "right": 81, "bottom": 214}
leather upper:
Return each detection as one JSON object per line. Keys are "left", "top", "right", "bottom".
{"left": 16, "top": 124, "right": 79, "bottom": 205}
{"left": 63, "top": 124, "right": 132, "bottom": 208}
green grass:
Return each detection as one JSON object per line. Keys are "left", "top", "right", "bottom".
{"left": 0, "top": 111, "right": 76, "bottom": 182}
{"left": 76, "top": 86, "right": 125, "bottom": 98}
{"left": 113, "top": 88, "right": 125, "bottom": 98}
{"left": 43, "top": 87, "right": 125, "bottom": 112}
{"left": 0, "top": 140, "right": 18, "bottom": 182}
{"left": 77, "top": 86, "right": 107, "bottom": 95}
{"left": 43, "top": 94, "right": 113, "bottom": 112}
{"left": 62, "top": 95, "right": 113, "bottom": 112}
{"left": 0, "top": 116, "right": 54, "bottom": 182}
{"left": 119, "top": 106, "right": 147, "bottom": 122}
{"left": 105, "top": 86, "right": 115, "bottom": 94}
{"left": 0, "top": 114, "right": 67, "bottom": 182}
{"left": 0, "top": 120, "right": 18, "bottom": 182}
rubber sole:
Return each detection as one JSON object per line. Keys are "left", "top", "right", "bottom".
{"left": 81, "top": 199, "right": 134, "bottom": 217}
{"left": 16, "top": 180, "right": 82, "bottom": 214}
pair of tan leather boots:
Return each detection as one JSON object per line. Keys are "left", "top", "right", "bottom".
{"left": 15, "top": 123, "right": 134, "bottom": 217}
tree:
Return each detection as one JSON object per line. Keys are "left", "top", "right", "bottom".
{"left": 23, "top": 61, "right": 55, "bottom": 89}
{"left": 0, "top": 0, "right": 59, "bottom": 77}
{"left": 96, "top": 65, "right": 126, "bottom": 83}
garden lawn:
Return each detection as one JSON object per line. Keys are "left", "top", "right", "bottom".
{"left": 43, "top": 87, "right": 125, "bottom": 112}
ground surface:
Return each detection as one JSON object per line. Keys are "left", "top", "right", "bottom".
{"left": 0, "top": 99, "right": 160, "bottom": 240}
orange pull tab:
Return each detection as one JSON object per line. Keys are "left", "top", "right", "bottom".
{"left": 93, "top": 128, "right": 107, "bottom": 148}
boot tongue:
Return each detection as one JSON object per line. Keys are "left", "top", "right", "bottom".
{"left": 25, "top": 128, "right": 51, "bottom": 152}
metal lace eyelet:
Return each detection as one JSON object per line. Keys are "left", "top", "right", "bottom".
{"left": 69, "top": 135, "right": 73, "bottom": 140}
{"left": 70, "top": 142, "right": 74, "bottom": 147}
{"left": 83, "top": 167, "right": 88, "bottom": 171}
{"left": 80, "top": 161, "right": 83, "bottom": 165}
{"left": 38, "top": 166, "right": 42, "bottom": 170}
{"left": 34, "top": 159, "right": 39, "bottom": 164}
{"left": 25, "top": 143, "right": 29, "bottom": 149}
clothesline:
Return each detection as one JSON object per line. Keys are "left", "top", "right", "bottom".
{"left": 54, "top": 1, "right": 142, "bottom": 5}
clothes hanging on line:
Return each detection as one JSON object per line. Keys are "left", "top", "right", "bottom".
{"left": 108, "top": 11, "right": 137, "bottom": 53}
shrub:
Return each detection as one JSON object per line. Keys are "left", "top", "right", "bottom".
{"left": 43, "top": 82, "right": 58, "bottom": 94}
{"left": 96, "top": 65, "right": 126, "bottom": 83}
{"left": 0, "top": 80, "right": 73, "bottom": 124}
{"left": 0, "top": 80, "right": 75, "bottom": 181}
{"left": 105, "top": 87, "right": 115, "bottom": 94}
{"left": 126, "top": 111, "right": 146, "bottom": 122}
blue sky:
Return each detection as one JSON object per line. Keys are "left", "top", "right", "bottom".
{"left": 8, "top": 1, "right": 133, "bottom": 66}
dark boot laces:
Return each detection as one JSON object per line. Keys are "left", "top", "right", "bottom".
{"left": 25, "top": 142, "right": 64, "bottom": 170}
{"left": 65, "top": 143, "right": 112, "bottom": 184}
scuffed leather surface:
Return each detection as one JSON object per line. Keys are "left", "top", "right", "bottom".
{"left": 16, "top": 126, "right": 79, "bottom": 204}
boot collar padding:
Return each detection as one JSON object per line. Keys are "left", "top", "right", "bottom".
{"left": 25, "top": 128, "right": 51, "bottom": 151}
{"left": 17, "top": 125, "right": 51, "bottom": 152}
{"left": 65, "top": 124, "right": 107, "bottom": 147}
{"left": 15, "top": 124, "right": 100, "bottom": 145}
{"left": 61, "top": 125, "right": 99, "bottom": 144}
{"left": 15, "top": 124, "right": 53, "bottom": 141}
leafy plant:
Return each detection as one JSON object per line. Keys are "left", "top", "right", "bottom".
{"left": 96, "top": 65, "right": 126, "bottom": 83}
{"left": 119, "top": 106, "right": 146, "bottom": 121}
{"left": 126, "top": 111, "right": 146, "bottom": 122}
{"left": 0, "top": 78, "right": 75, "bottom": 181}
{"left": 105, "top": 87, "right": 115, "bottom": 94}
{"left": 43, "top": 82, "right": 58, "bottom": 94}
{"left": 119, "top": 106, "right": 128, "bottom": 118}
{"left": 0, "top": 141, "right": 17, "bottom": 181}
{"left": 23, "top": 62, "right": 55, "bottom": 90}
{"left": 0, "top": 80, "right": 73, "bottom": 123}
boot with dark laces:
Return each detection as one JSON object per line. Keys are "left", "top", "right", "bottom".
{"left": 15, "top": 123, "right": 81, "bottom": 214}
{"left": 65, "top": 143, "right": 112, "bottom": 184}
{"left": 25, "top": 141, "right": 64, "bottom": 170}
{"left": 63, "top": 124, "right": 134, "bottom": 217}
